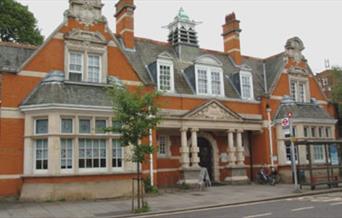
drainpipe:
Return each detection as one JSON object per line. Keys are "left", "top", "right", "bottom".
{"left": 149, "top": 127, "right": 154, "bottom": 186}
{"left": 266, "top": 106, "right": 274, "bottom": 167}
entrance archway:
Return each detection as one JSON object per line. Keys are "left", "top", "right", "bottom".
{"left": 198, "top": 137, "right": 213, "bottom": 180}
{"left": 187, "top": 133, "right": 220, "bottom": 182}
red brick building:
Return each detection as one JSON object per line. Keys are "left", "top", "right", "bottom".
{"left": 0, "top": 0, "right": 338, "bottom": 200}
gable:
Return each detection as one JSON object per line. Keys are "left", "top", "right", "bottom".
{"left": 183, "top": 100, "right": 243, "bottom": 121}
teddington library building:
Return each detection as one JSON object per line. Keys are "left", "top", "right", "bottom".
{"left": 0, "top": 0, "right": 339, "bottom": 200}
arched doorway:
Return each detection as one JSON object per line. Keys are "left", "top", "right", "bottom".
{"left": 198, "top": 137, "right": 213, "bottom": 181}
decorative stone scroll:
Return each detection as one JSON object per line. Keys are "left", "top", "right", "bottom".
{"left": 65, "top": 0, "right": 106, "bottom": 26}
{"left": 185, "top": 100, "right": 242, "bottom": 121}
{"left": 285, "top": 37, "right": 306, "bottom": 63}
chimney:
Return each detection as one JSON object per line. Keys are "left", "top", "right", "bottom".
{"left": 115, "top": 0, "right": 136, "bottom": 49}
{"left": 222, "top": 13, "right": 242, "bottom": 65}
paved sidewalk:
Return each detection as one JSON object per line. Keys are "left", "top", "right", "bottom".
{"left": 0, "top": 184, "right": 341, "bottom": 218}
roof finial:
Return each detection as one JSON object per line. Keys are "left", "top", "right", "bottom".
{"left": 176, "top": 7, "right": 189, "bottom": 21}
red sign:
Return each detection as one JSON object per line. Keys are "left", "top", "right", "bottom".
{"left": 281, "top": 118, "right": 290, "bottom": 127}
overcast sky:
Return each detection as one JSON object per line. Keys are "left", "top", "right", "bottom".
{"left": 17, "top": 0, "right": 342, "bottom": 73}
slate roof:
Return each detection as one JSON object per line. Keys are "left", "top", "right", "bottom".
{"left": 0, "top": 42, "right": 36, "bottom": 72}
{"left": 22, "top": 72, "right": 112, "bottom": 107}
{"left": 275, "top": 103, "right": 334, "bottom": 120}
{"left": 122, "top": 37, "right": 285, "bottom": 99}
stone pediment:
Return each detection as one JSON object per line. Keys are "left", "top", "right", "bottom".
{"left": 64, "top": 29, "right": 107, "bottom": 45}
{"left": 183, "top": 100, "right": 242, "bottom": 121}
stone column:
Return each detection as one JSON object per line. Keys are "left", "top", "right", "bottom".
{"left": 180, "top": 127, "right": 190, "bottom": 168}
{"left": 190, "top": 128, "right": 200, "bottom": 168}
{"left": 236, "top": 129, "right": 245, "bottom": 166}
{"left": 227, "top": 129, "right": 236, "bottom": 166}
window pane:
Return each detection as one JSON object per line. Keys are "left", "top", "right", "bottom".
{"left": 112, "top": 120, "right": 122, "bottom": 133}
{"left": 79, "top": 139, "right": 107, "bottom": 169}
{"left": 197, "top": 69, "right": 208, "bottom": 94}
{"left": 159, "top": 136, "right": 167, "bottom": 155}
{"left": 211, "top": 72, "right": 221, "bottom": 95}
{"left": 61, "top": 139, "right": 73, "bottom": 170}
{"left": 69, "top": 52, "right": 82, "bottom": 81}
{"left": 36, "top": 119, "right": 48, "bottom": 134}
{"left": 241, "top": 75, "right": 251, "bottom": 99}
{"left": 79, "top": 119, "right": 91, "bottom": 133}
{"left": 159, "top": 64, "right": 171, "bottom": 91}
{"left": 88, "top": 55, "right": 100, "bottom": 83}
{"left": 61, "top": 119, "right": 73, "bottom": 133}
{"left": 314, "top": 145, "right": 324, "bottom": 161}
{"left": 112, "top": 139, "right": 123, "bottom": 168}
{"left": 298, "top": 83, "right": 306, "bottom": 103}
{"left": 95, "top": 120, "right": 106, "bottom": 134}
{"left": 35, "top": 139, "right": 48, "bottom": 170}
{"left": 290, "top": 81, "right": 297, "bottom": 101}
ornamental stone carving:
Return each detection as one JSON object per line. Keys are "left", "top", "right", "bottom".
{"left": 64, "top": 29, "right": 107, "bottom": 44}
{"left": 65, "top": 0, "right": 106, "bottom": 26}
{"left": 285, "top": 37, "right": 306, "bottom": 63}
{"left": 186, "top": 101, "right": 241, "bottom": 121}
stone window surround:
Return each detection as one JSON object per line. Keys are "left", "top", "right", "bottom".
{"left": 157, "top": 59, "right": 175, "bottom": 93}
{"left": 157, "top": 135, "right": 171, "bottom": 158}
{"left": 288, "top": 74, "right": 310, "bottom": 103}
{"left": 194, "top": 64, "right": 225, "bottom": 97}
{"left": 24, "top": 111, "right": 135, "bottom": 177}
{"left": 64, "top": 41, "right": 108, "bottom": 83}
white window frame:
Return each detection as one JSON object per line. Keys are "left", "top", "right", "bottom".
{"left": 313, "top": 145, "right": 325, "bottom": 163}
{"left": 34, "top": 118, "right": 48, "bottom": 136}
{"left": 60, "top": 138, "right": 73, "bottom": 173}
{"left": 240, "top": 71, "right": 254, "bottom": 100}
{"left": 33, "top": 138, "right": 49, "bottom": 174}
{"left": 68, "top": 51, "right": 84, "bottom": 82}
{"left": 158, "top": 135, "right": 170, "bottom": 158}
{"left": 112, "top": 139, "right": 124, "bottom": 171}
{"left": 61, "top": 117, "right": 74, "bottom": 134}
{"left": 195, "top": 64, "right": 224, "bottom": 96}
{"left": 157, "top": 59, "right": 174, "bottom": 92}
{"left": 289, "top": 77, "right": 309, "bottom": 103}
{"left": 78, "top": 138, "right": 107, "bottom": 173}
{"left": 87, "top": 53, "right": 102, "bottom": 83}
{"left": 95, "top": 118, "right": 107, "bottom": 135}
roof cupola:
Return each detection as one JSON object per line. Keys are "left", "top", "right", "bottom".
{"left": 166, "top": 7, "right": 200, "bottom": 47}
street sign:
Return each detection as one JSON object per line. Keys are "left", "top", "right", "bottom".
{"left": 287, "top": 112, "right": 293, "bottom": 118}
{"left": 281, "top": 118, "right": 290, "bottom": 127}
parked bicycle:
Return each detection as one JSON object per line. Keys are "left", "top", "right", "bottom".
{"left": 256, "top": 166, "right": 280, "bottom": 185}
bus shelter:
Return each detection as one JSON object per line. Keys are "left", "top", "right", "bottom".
{"left": 294, "top": 140, "right": 342, "bottom": 190}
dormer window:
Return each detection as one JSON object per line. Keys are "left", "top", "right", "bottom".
{"left": 69, "top": 52, "right": 83, "bottom": 81}
{"left": 195, "top": 65, "right": 224, "bottom": 96}
{"left": 240, "top": 71, "right": 254, "bottom": 100}
{"left": 157, "top": 60, "right": 174, "bottom": 92}
{"left": 68, "top": 51, "right": 102, "bottom": 83}
{"left": 289, "top": 78, "right": 309, "bottom": 103}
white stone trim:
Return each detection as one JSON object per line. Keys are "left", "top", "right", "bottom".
{"left": 20, "top": 104, "right": 113, "bottom": 113}
{"left": 1, "top": 107, "right": 24, "bottom": 118}
{"left": 226, "top": 48, "right": 241, "bottom": 53}
{"left": 142, "top": 168, "right": 180, "bottom": 174}
{"left": 224, "top": 35, "right": 239, "bottom": 43}
{"left": 53, "top": 32, "right": 64, "bottom": 40}
{"left": 119, "top": 28, "right": 134, "bottom": 35}
{"left": 108, "top": 40, "right": 117, "bottom": 48}
{"left": 0, "top": 175, "right": 22, "bottom": 179}
{"left": 18, "top": 70, "right": 47, "bottom": 78}
{"left": 116, "top": 13, "right": 133, "bottom": 25}
{"left": 122, "top": 80, "right": 143, "bottom": 86}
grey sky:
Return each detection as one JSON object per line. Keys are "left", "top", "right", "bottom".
{"left": 17, "top": 0, "right": 342, "bottom": 73}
